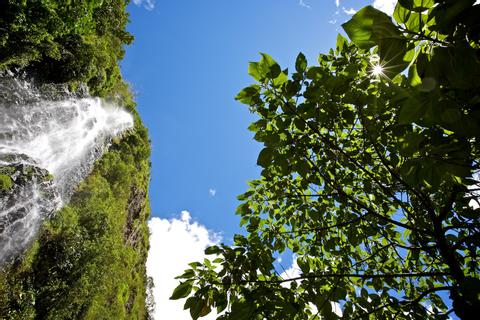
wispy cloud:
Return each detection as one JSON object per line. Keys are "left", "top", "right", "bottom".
{"left": 209, "top": 188, "right": 216, "bottom": 197}
{"left": 133, "top": 0, "right": 155, "bottom": 11}
{"left": 343, "top": 7, "right": 357, "bottom": 15}
{"left": 335, "top": 0, "right": 340, "bottom": 7}
{"left": 299, "top": 0, "right": 311, "bottom": 9}
{"left": 372, "top": 0, "right": 396, "bottom": 15}
{"left": 146, "top": 211, "right": 220, "bottom": 319}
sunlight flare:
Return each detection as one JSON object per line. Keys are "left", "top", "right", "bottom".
{"left": 372, "top": 64, "right": 384, "bottom": 76}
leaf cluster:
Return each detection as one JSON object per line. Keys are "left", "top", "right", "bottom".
{"left": 174, "top": 1, "right": 480, "bottom": 319}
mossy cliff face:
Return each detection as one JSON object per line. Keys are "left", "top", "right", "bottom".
{"left": 0, "top": 1, "right": 152, "bottom": 319}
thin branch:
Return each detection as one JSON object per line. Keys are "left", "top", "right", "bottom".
{"left": 233, "top": 272, "right": 450, "bottom": 285}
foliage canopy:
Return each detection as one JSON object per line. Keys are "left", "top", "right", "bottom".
{"left": 173, "top": 1, "right": 480, "bottom": 319}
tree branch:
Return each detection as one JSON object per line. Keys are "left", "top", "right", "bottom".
{"left": 234, "top": 272, "right": 450, "bottom": 285}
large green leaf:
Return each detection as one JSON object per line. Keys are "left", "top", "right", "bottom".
{"left": 342, "top": 6, "right": 399, "bottom": 50}
{"left": 170, "top": 281, "right": 193, "bottom": 300}
{"left": 235, "top": 84, "right": 260, "bottom": 104}
{"left": 342, "top": 5, "right": 410, "bottom": 76}
{"left": 295, "top": 52, "right": 307, "bottom": 73}
{"left": 393, "top": 1, "right": 411, "bottom": 24}
{"left": 248, "top": 53, "right": 281, "bottom": 82}
{"left": 342, "top": 6, "right": 379, "bottom": 49}
{"left": 257, "top": 147, "right": 275, "bottom": 167}
{"left": 189, "top": 298, "right": 210, "bottom": 320}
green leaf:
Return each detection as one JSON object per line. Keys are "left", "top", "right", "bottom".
{"left": 190, "top": 298, "right": 209, "bottom": 320}
{"left": 230, "top": 300, "right": 254, "bottom": 320}
{"left": 184, "top": 297, "right": 196, "bottom": 310}
{"left": 306, "top": 66, "right": 324, "bottom": 80}
{"left": 393, "top": 2, "right": 411, "bottom": 24}
{"left": 235, "top": 85, "right": 260, "bottom": 104}
{"left": 405, "top": 12, "right": 429, "bottom": 32}
{"left": 342, "top": 6, "right": 378, "bottom": 49}
{"left": 408, "top": 64, "right": 422, "bottom": 87}
{"left": 342, "top": 6, "right": 399, "bottom": 50}
{"left": 237, "top": 190, "right": 254, "bottom": 201}
{"left": 170, "top": 281, "right": 193, "bottom": 300}
{"left": 175, "top": 269, "right": 195, "bottom": 279}
{"left": 248, "top": 61, "right": 263, "bottom": 81}
{"left": 285, "top": 80, "right": 302, "bottom": 97}
{"left": 261, "top": 53, "right": 281, "bottom": 78}
{"left": 295, "top": 52, "right": 307, "bottom": 73}
{"left": 297, "top": 256, "right": 310, "bottom": 274}
{"left": 248, "top": 53, "right": 281, "bottom": 82}
{"left": 205, "top": 246, "right": 221, "bottom": 255}
{"left": 342, "top": 6, "right": 409, "bottom": 76}
{"left": 273, "top": 71, "right": 288, "bottom": 87}
{"left": 412, "top": 0, "right": 434, "bottom": 12}
{"left": 257, "top": 147, "right": 275, "bottom": 167}
{"left": 335, "top": 34, "right": 348, "bottom": 54}
{"left": 398, "top": 94, "right": 429, "bottom": 124}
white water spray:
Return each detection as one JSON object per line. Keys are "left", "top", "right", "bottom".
{"left": 0, "top": 76, "right": 134, "bottom": 265}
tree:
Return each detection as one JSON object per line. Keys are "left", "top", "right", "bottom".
{"left": 172, "top": 1, "right": 480, "bottom": 319}
{"left": 146, "top": 276, "right": 156, "bottom": 320}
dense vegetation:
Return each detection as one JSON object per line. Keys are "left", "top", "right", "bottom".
{"left": 0, "top": 1, "right": 152, "bottom": 319}
{"left": 0, "top": 0, "right": 133, "bottom": 95}
{"left": 173, "top": 1, "right": 480, "bottom": 319}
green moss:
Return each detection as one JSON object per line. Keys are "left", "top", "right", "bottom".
{"left": 43, "top": 174, "right": 54, "bottom": 182}
{"left": 0, "top": 174, "right": 13, "bottom": 191}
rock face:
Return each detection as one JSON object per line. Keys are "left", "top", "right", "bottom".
{"left": 124, "top": 185, "right": 147, "bottom": 247}
{"left": 0, "top": 155, "right": 60, "bottom": 265}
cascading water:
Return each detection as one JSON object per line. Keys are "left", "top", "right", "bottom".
{"left": 0, "top": 74, "right": 134, "bottom": 265}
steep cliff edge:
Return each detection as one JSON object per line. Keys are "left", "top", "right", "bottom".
{"left": 0, "top": 1, "right": 152, "bottom": 319}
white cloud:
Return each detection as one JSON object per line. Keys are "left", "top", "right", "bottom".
{"left": 280, "top": 256, "right": 301, "bottom": 282}
{"left": 335, "top": 0, "right": 341, "bottom": 7}
{"left": 372, "top": 0, "right": 396, "bottom": 15}
{"left": 343, "top": 7, "right": 357, "bottom": 15}
{"left": 133, "top": 0, "right": 155, "bottom": 11}
{"left": 299, "top": 0, "right": 311, "bottom": 8}
{"left": 146, "top": 211, "right": 220, "bottom": 319}
{"left": 209, "top": 188, "right": 216, "bottom": 197}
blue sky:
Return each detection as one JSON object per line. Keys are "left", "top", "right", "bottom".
{"left": 121, "top": 0, "right": 396, "bottom": 318}
{"left": 122, "top": 0, "right": 374, "bottom": 237}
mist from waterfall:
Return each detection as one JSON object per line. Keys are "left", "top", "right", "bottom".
{"left": 0, "top": 75, "right": 134, "bottom": 265}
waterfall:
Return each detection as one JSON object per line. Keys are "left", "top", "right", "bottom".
{"left": 0, "top": 75, "right": 134, "bottom": 265}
